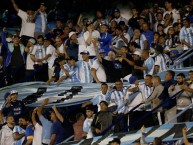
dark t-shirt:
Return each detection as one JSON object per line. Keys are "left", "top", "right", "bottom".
{"left": 10, "top": 45, "right": 24, "bottom": 67}
{"left": 101, "top": 58, "right": 122, "bottom": 82}
{"left": 51, "top": 120, "right": 65, "bottom": 145}
{"left": 121, "top": 54, "right": 134, "bottom": 77}
{"left": 132, "top": 60, "right": 144, "bottom": 80}
{"left": 66, "top": 40, "right": 78, "bottom": 60}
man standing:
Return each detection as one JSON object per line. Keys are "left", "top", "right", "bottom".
{"left": 111, "top": 8, "right": 127, "bottom": 24}
{"left": 91, "top": 49, "right": 106, "bottom": 83}
{"left": 77, "top": 50, "right": 93, "bottom": 83}
{"left": 168, "top": 73, "right": 193, "bottom": 122}
{"left": 0, "top": 115, "right": 15, "bottom": 145}
{"left": 11, "top": 0, "right": 35, "bottom": 45}
{"left": 30, "top": 35, "right": 48, "bottom": 81}
{"left": 82, "top": 83, "right": 110, "bottom": 111}
{"left": 24, "top": 116, "right": 34, "bottom": 145}
{"left": 83, "top": 21, "right": 100, "bottom": 58}
{"left": 34, "top": 3, "right": 47, "bottom": 38}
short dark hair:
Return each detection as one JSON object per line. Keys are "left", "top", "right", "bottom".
{"left": 101, "top": 83, "right": 108, "bottom": 87}
{"left": 145, "top": 74, "right": 152, "bottom": 78}
{"left": 6, "top": 115, "right": 14, "bottom": 121}
{"left": 189, "top": 70, "right": 193, "bottom": 73}
{"left": 177, "top": 73, "right": 185, "bottom": 78}
{"left": 115, "top": 79, "right": 123, "bottom": 83}
{"left": 153, "top": 76, "right": 161, "bottom": 82}
{"left": 99, "top": 101, "right": 108, "bottom": 106}
{"left": 167, "top": 70, "right": 175, "bottom": 79}
{"left": 129, "top": 42, "right": 140, "bottom": 48}
{"left": 154, "top": 137, "right": 162, "bottom": 145}
{"left": 115, "top": 26, "right": 123, "bottom": 31}
{"left": 37, "top": 35, "right": 44, "bottom": 40}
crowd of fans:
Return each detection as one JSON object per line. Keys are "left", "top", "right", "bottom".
{"left": 0, "top": 0, "right": 193, "bottom": 144}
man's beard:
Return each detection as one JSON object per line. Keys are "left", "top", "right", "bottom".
{"left": 178, "top": 82, "right": 183, "bottom": 85}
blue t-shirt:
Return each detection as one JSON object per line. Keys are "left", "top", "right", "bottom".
{"left": 51, "top": 120, "right": 65, "bottom": 145}
{"left": 24, "top": 125, "right": 34, "bottom": 145}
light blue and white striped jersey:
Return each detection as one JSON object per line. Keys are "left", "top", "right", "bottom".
{"left": 83, "top": 117, "right": 94, "bottom": 139}
{"left": 155, "top": 54, "right": 171, "bottom": 73}
{"left": 35, "top": 11, "right": 47, "bottom": 33}
{"left": 139, "top": 84, "right": 154, "bottom": 101}
{"left": 91, "top": 92, "right": 111, "bottom": 111}
{"left": 31, "top": 44, "right": 46, "bottom": 63}
{"left": 180, "top": 26, "right": 193, "bottom": 50}
{"left": 13, "top": 126, "right": 25, "bottom": 145}
{"left": 143, "top": 57, "right": 155, "bottom": 76}
{"left": 59, "top": 63, "right": 80, "bottom": 83}
{"left": 110, "top": 87, "right": 127, "bottom": 114}
{"left": 77, "top": 59, "right": 93, "bottom": 83}
{"left": 134, "top": 34, "right": 147, "bottom": 50}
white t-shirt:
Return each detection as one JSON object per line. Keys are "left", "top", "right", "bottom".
{"left": 18, "top": 9, "right": 35, "bottom": 37}
{"left": 46, "top": 44, "right": 56, "bottom": 69}
{"left": 0, "top": 125, "right": 14, "bottom": 145}
{"left": 91, "top": 59, "right": 106, "bottom": 82}
{"left": 83, "top": 30, "right": 100, "bottom": 56}
{"left": 32, "top": 123, "right": 42, "bottom": 145}
{"left": 56, "top": 44, "right": 65, "bottom": 55}
{"left": 112, "top": 33, "right": 130, "bottom": 49}
{"left": 26, "top": 46, "right": 34, "bottom": 70}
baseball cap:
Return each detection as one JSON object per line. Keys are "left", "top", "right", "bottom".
{"left": 113, "top": 8, "right": 120, "bottom": 13}
{"left": 80, "top": 50, "right": 90, "bottom": 55}
{"left": 69, "top": 32, "right": 76, "bottom": 38}
{"left": 40, "top": 2, "right": 45, "bottom": 6}
{"left": 4, "top": 92, "right": 10, "bottom": 100}
{"left": 129, "top": 76, "right": 138, "bottom": 84}
{"left": 28, "top": 38, "right": 36, "bottom": 44}
{"left": 85, "top": 105, "right": 94, "bottom": 111}
{"left": 109, "top": 138, "right": 121, "bottom": 144}
{"left": 98, "top": 49, "right": 105, "bottom": 54}
{"left": 10, "top": 90, "right": 18, "bottom": 95}
{"left": 133, "top": 51, "right": 141, "bottom": 56}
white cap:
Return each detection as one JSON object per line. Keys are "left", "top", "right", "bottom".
{"left": 28, "top": 38, "right": 36, "bottom": 44}
{"left": 10, "top": 90, "right": 18, "bottom": 95}
{"left": 133, "top": 51, "right": 141, "bottom": 56}
{"left": 69, "top": 32, "right": 76, "bottom": 38}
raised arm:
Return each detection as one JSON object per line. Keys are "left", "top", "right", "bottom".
{"left": 93, "top": 40, "right": 102, "bottom": 62}
{"left": 182, "top": 127, "right": 191, "bottom": 145}
{"left": 37, "top": 98, "right": 49, "bottom": 118}
{"left": 32, "top": 108, "right": 38, "bottom": 126}
{"left": 52, "top": 105, "right": 64, "bottom": 123}
{"left": 11, "top": 0, "right": 19, "bottom": 13}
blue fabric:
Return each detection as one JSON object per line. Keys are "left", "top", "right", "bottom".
{"left": 51, "top": 120, "right": 65, "bottom": 145}
{"left": 40, "top": 115, "right": 52, "bottom": 143}
{"left": 142, "top": 30, "right": 154, "bottom": 49}
{"left": 35, "top": 12, "right": 47, "bottom": 33}
{"left": 25, "top": 125, "right": 34, "bottom": 145}
{"left": 98, "top": 32, "right": 112, "bottom": 56}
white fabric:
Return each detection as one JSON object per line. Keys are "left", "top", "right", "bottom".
{"left": 46, "top": 44, "right": 56, "bottom": 69}
{"left": 163, "top": 9, "right": 180, "bottom": 23}
{"left": 111, "top": 16, "right": 128, "bottom": 25}
{"left": 112, "top": 33, "right": 130, "bottom": 49}
{"left": 13, "top": 126, "right": 25, "bottom": 145}
{"left": 83, "top": 118, "right": 93, "bottom": 139}
{"left": 31, "top": 44, "right": 47, "bottom": 64}
{"left": 0, "top": 125, "right": 14, "bottom": 145}
{"left": 32, "top": 123, "right": 42, "bottom": 145}
{"left": 18, "top": 9, "right": 35, "bottom": 37}
{"left": 26, "top": 46, "right": 34, "bottom": 70}
{"left": 91, "top": 59, "right": 106, "bottom": 82}
{"left": 57, "top": 44, "right": 65, "bottom": 54}
{"left": 83, "top": 30, "right": 100, "bottom": 56}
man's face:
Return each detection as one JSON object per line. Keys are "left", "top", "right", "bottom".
{"left": 189, "top": 72, "right": 193, "bottom": 81}
{"left": 101, "top": 84, "right": 108, "bottom": 94}
{"left": 115, "top": 29, "right": 121, "bottom": 36}
{"left": 145, "top": 76, "right": 152, "bottom": 86}
{"left": 70, "top": 34, "right": 77, "bottom": 40}
{"left": 100, "top": 102, "right": 108, "bottom": 111}
{"left": 183, "top": 20, "right": 190, "bottom": 28}
{"left": 115, "top": 81, "right": 123, "bottom": 90}
{"left": 19, "top": 118, "right": 27, "bottom": 128}
{"left": 86, "top": 110, "right": 94, "bottom": 118}
{"left": 13, "top": 37, "right": 20, "bottom": 45}
{"left": 100, "top": 25, "right": 107, "bottom": 33}
{"left": 44, "top": 40, "right": 51, "bottom": 47}
{"left": 63, "top": 26, "right": 70, "bottom": 34}
{"left": 99, "top": 53, "right": 105, "bottom": 59}
{"left": 27, "top": 10, "right": 34, "bottom": 16}
{"left": 50, "top": 112, "right": 56, "bottom": 121}
{"left": 157, "top": 14, "right": 163, "bottom": 21}
{"left": 165, "top": 72, "right": 172, "bottom": 81}
{"left": 55, "top": 38, "right": 63, "bottom": 46}
{"left": 176, "top": 76, "right": 184, "bottom": 85}
{"left": 39, "top": 5, "right": 46, "bottom": 12}
{"left": 165, "top": 2, "right": 172, "bottom": 10}
{"left": 114, "top": 12, "right": 120, "bottom": 19}
{"left": 141, "top": 51, "right": 147, "bottom": 59}
{"left": 56, "top": 20, "right": 62, "bottom": 28}
{"left": 108, "top": 52, "right": 115, "bottom": 61}
{"left": 142, "top": 23, "right": 149, "bottom": 32}
{"left": 7, "top": 116, "right": 14, "bottom": 125}
{"left": 133, "top": 54, "right": 140, "bottom": 61}
{"left": 11, "top": 93, "right": 18, "bottom": 102}
{"left": 37, "top": 38, "right": 44, "bottom": 45}
{"left": 69, "top": 59, "right": 76, "bottom": 66}
{"left": 96, "top": 11, "right": 103, "bottom": 19}
{"left": 158, "top": 36, "right": 165, "bottom": 44}
{"left": 131, "top": 9, "right": 138, "bottom": 16}
{"left": 121, "top": 47, "right": 128, "bottom": 54}
{"left": 82, "top": 54, "right": 89, "bottom": 61}
{"left": 134, "top": 29, "right": 140, "bottom": 37}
